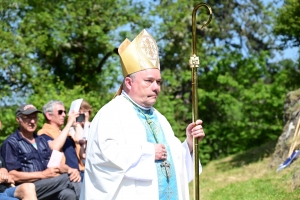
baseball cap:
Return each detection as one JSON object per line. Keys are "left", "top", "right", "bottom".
{"left": 16, "top": 104, "right": 42, "bottom": 117}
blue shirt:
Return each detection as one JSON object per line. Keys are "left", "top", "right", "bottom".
{"left": 40, "top": 134, "right": 79, "bottom": 170}
{"left": 0, "top": 129, "right": 52, "bottom": 172}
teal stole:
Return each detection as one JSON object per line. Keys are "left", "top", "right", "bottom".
{"left": 132, "top": 105, "right": 179, "bottom": 200}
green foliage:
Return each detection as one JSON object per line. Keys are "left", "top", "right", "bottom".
{"left": 0, "top": 0, "right": 150, "bottom": 99}
{"left": 0, "top": 0, "right": 146, "bottom": 141}
{"left": 274, "top": 0, "right": 300, "bottom": 47}
{"left": 0, "top": 107, "right": 15, "bottom": 143}
{"left": 1, "top": 0, "right": 299, "bottom": 166}
{"left": 151, "top": 0, "right": 299, "bottom": 164}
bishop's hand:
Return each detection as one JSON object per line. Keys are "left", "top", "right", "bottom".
{"left": 154, "top": 143, "right": 167, "bottom": 161}
{"left": 186, "top": 119, "right": 205, "bottom": 153}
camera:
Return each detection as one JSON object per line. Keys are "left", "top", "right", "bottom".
{"left": 76, "top": 114, "right": 85, "bottom": 122}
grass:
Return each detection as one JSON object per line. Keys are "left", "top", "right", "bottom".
{"left": 189, "top": 141, "right": 300, "bottom": 200}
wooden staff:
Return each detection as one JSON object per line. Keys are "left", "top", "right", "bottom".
{"left": 288, "top": 115, "right": 300, "bottom": 157}
{"left": 189, "top": 3, "right": 212, "bottom": 200}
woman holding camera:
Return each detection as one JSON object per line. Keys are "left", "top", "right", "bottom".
{"left": 68, "top": 99, "right": 93, "bottom": 182}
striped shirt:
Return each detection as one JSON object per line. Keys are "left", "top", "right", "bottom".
{"left": 0, "top": 129, "right": 52, "bottom": 172}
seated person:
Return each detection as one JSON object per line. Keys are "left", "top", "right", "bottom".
{"left": 0, "top": 154, "right": 37, "bottom": 200}
{"left": 69, "top": 99, "right": 93, "bottom": 165}
{"left": 0, "top": 104, "right": 80, "bottom": 200}
{"left": 38, "top": 100, "right": 83, "bottom": 180}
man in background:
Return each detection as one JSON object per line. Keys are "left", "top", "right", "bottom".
{"left": 1, "top": 104, "right": 79, "bottom": 200}
{"left": 38, "top": 100, "right": 84, "bottom": 181}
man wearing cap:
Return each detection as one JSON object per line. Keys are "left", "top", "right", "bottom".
{"left": 1, "top": 104, "right": 80, "bottom": 200}
{"left": 80, "top": 29, "right": 205, "bottom": 200}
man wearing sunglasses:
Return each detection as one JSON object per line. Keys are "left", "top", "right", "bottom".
{"left": 38, "top": 100, "right": 82, "bottom": 184}
{"left": 0, "top": 104, "right": 79, "bottom": 200}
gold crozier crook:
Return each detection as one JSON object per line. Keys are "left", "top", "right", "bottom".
{"left": 189, "top": 3, "right": 212, "bottom": 200}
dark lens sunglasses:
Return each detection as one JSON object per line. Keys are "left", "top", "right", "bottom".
{"left": 58, "top": 110, "right": 66, "bottom": 115}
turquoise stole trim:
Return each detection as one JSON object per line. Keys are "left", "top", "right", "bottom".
{"left": 134, "top": 107, "right": 179, "bottom": 200}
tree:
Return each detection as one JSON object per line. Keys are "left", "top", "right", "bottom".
{"left": 274, "top": 0, "right": 300, "bottom": 47}
{"left": 151, "top": 0, "right": 294, "bottom": 162}
{"left": 0, "top": 0, "right": 298, "bottom": 165}
{"left": 0, "top": 0, "right": 151, "bottom": 103}
{"left": 0, "top": 0, "right": 151, "bottom": 142}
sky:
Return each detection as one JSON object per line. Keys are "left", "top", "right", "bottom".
{"left": 277, "top": 47, "right": 299, "bottom": 62}
{"left": 263, "top": 0, "right": 299, "bottom": 62}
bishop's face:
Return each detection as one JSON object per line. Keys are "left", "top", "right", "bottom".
{"left": 127, "top": 68, "right": 161, "bottom": 108}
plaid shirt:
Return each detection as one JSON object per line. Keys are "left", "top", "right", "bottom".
{"left": 0, "top": 129, "right": 52, "bottom": 172}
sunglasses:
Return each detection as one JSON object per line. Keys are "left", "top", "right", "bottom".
{"left": 58, "top": 110, "right": 66, "bottom": 115}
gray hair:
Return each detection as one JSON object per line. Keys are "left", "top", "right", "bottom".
{"left": 122, "top": 73, "right": 136, "bottom": 90}
{"left": 17, "top": 116, "right": 23, "bottom": 122}
{"left": 43, "top": 100, "right": 64, "bottom": 115}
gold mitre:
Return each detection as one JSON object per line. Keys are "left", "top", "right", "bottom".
{"left": 115, "top": 29, "right": 160, "bottom": 96}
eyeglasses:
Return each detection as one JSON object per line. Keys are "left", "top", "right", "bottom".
{"left": 58, "top": 110, "right": 66, "bottom": 115}
{"left": 21, "top": 115, "right": 38, "bottom": 121}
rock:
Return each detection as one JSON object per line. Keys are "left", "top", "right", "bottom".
{"left": 269, "top": 89, "right": 300, "bottom": 169}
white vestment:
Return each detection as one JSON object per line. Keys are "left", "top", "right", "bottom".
{"left": 80, "top": 95, "right": 202, "bottom": 200}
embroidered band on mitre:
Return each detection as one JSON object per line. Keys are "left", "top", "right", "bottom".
{"left": 114, "top": 29, "right": 160, "bottom": 97}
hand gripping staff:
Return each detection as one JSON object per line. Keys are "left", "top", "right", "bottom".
{"left": 189, "top": 3, "right": 212, "bottom": 200}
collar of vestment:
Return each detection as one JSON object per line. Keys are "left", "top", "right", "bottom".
{"left": 121, "top": 90, "right": 152, "bottom": 111}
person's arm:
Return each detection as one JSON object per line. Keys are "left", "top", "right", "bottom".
{"left": 183, "top": 119, "right": 205, "bottom": 181}
{"left": 8, "top": 168, "right": 60, "bottom": 183}
{"left": 72, "top": 124, "right": 87, "bottom": 161}
{"left": 79, "top": 142, "right": 86, "bottom": 159}
{"left": 48, "top": 112, "right": 79, "bottom": 151}
{"left": 1, "top": 139, "right": 59, "bottom": 183}
{"left": 72, "top": 123, "right": 84, "bottom": 142}
{"left": 59, "top": 163, "right": 81, "bottom": 182}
